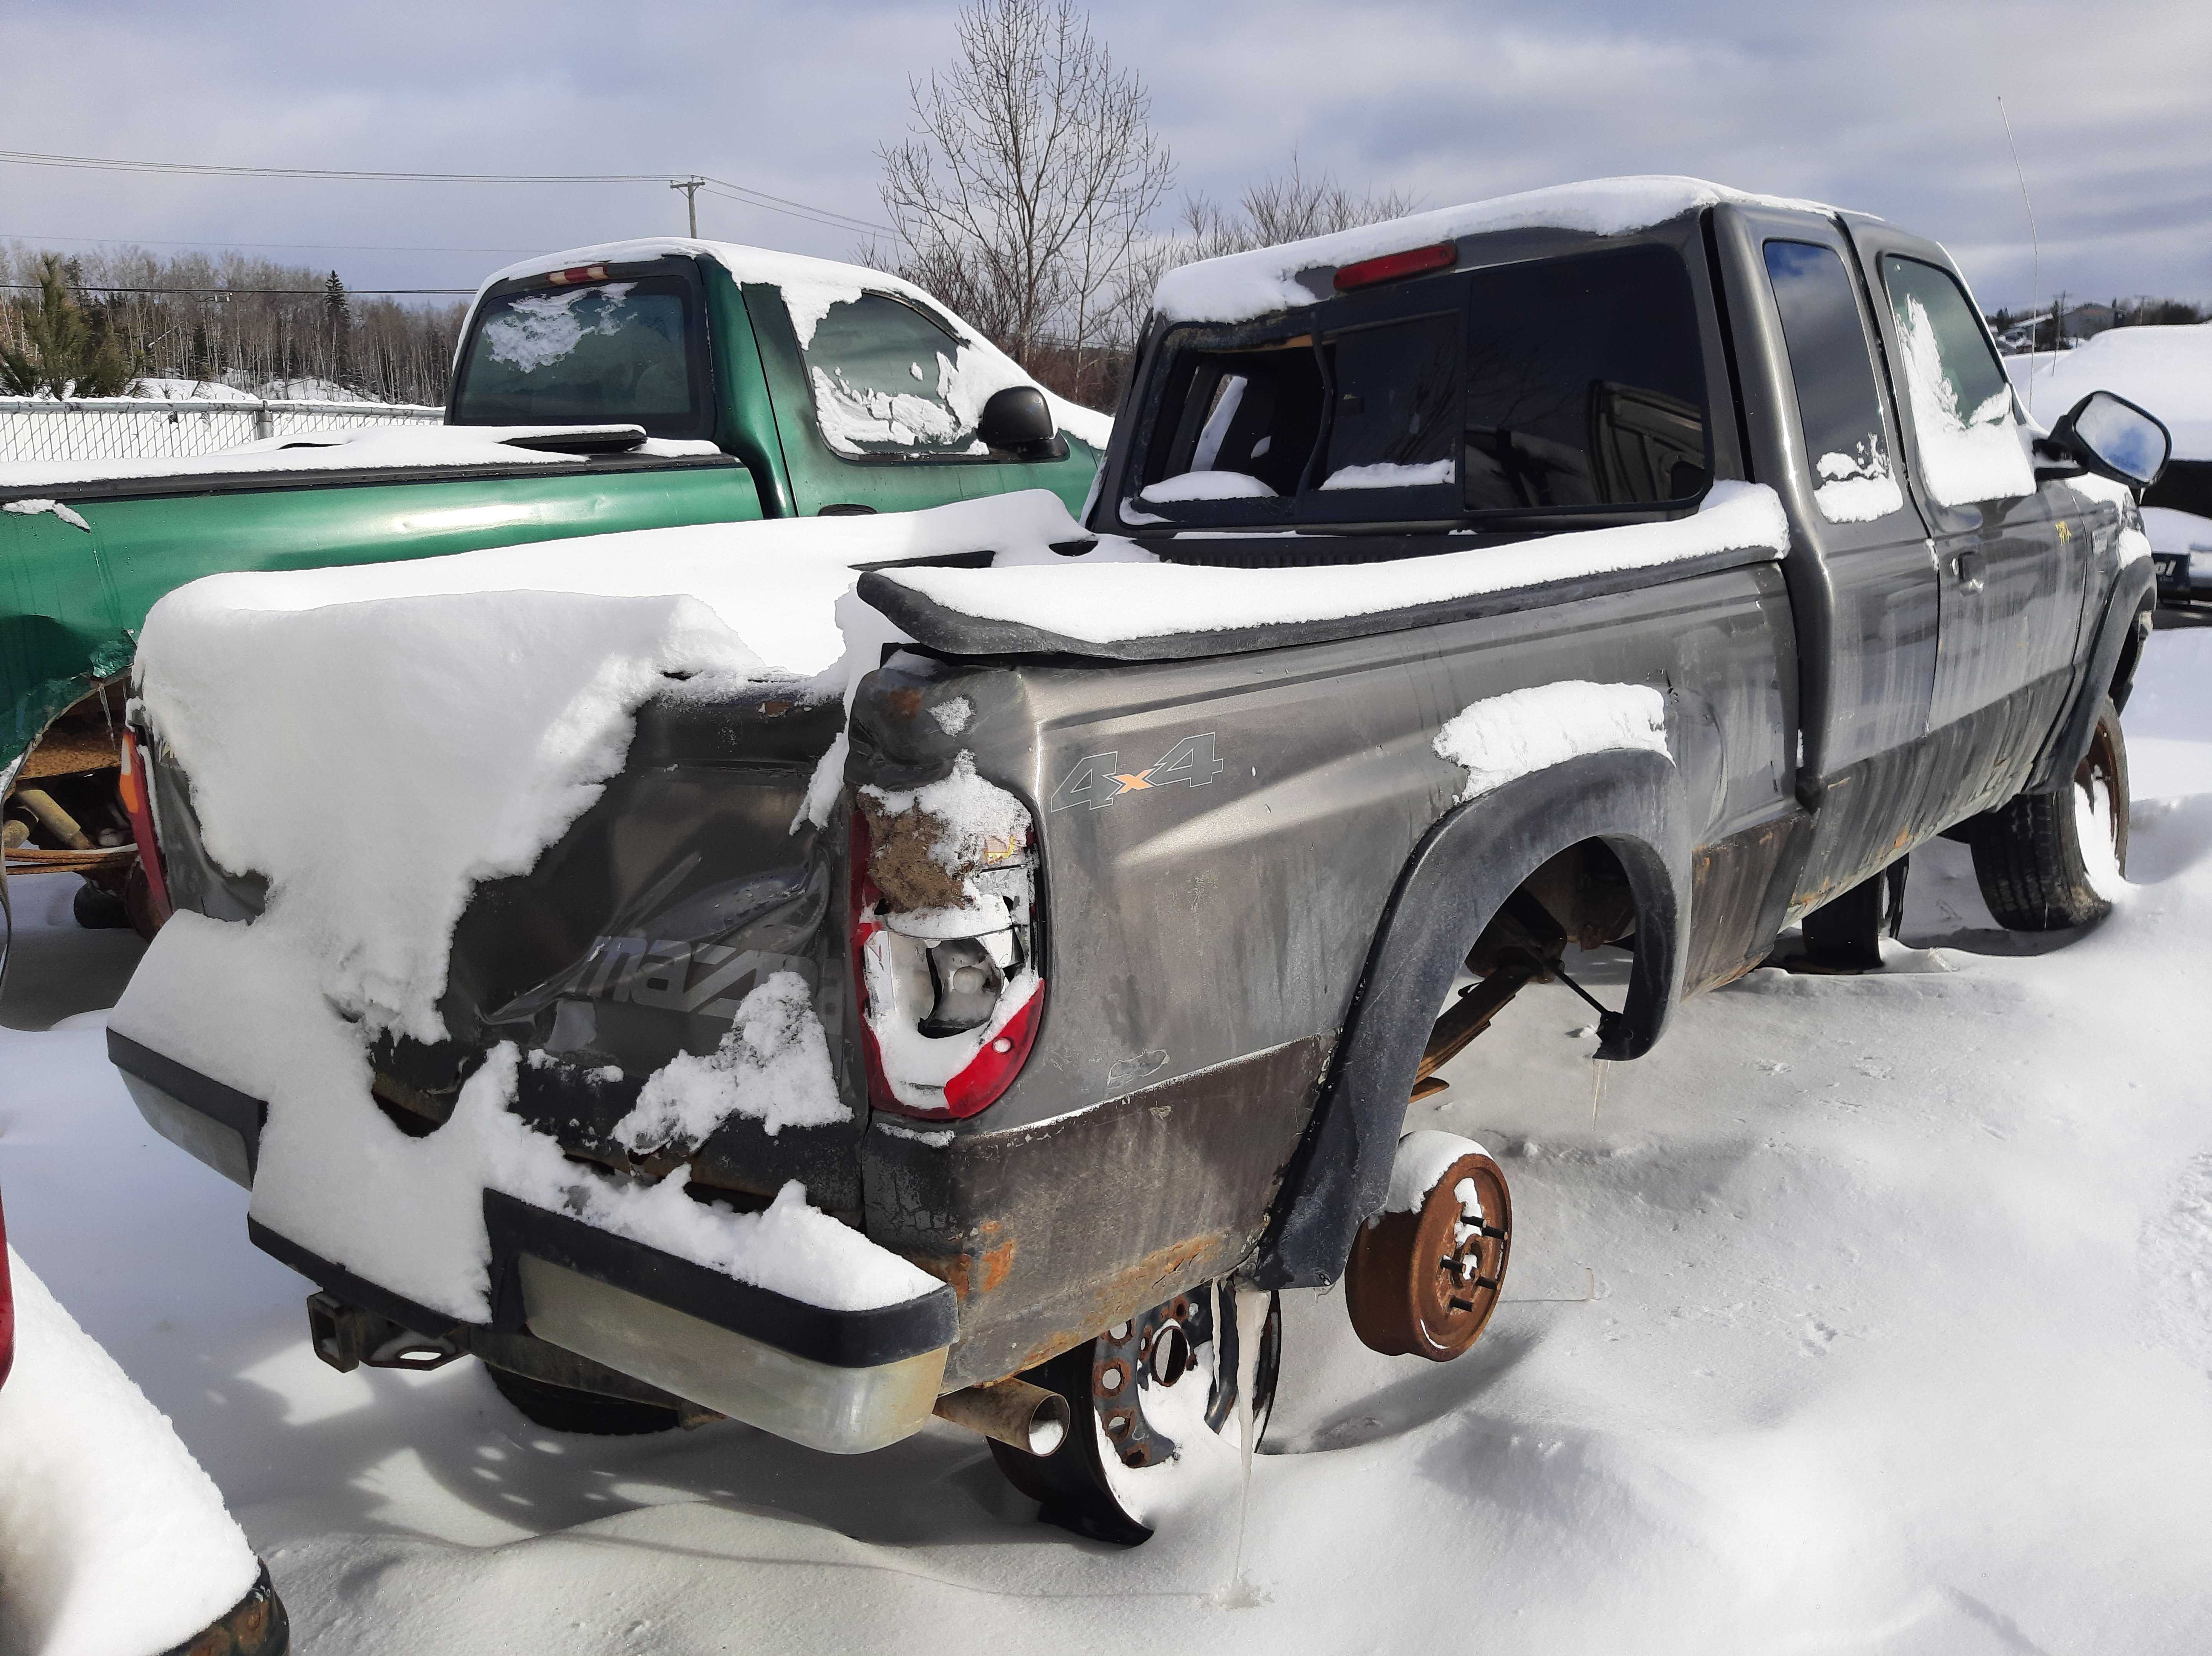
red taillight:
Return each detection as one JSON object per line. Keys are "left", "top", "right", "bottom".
{"left": 940, "top": 983, "right": 1045, "bottom": 1117}
{"left": 1333, "top": 241, "right": 1457, "bottom": 292}
{"left": 546, "top": 265, "right": 609, "bottom": 286}
{"left": 117, "top": 735, "right": 172, "bottom": 927}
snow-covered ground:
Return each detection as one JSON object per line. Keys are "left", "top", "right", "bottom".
{"left": 6, "top": 626, "right": 2212, "bottom": 1653}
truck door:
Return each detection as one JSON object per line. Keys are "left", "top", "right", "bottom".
{"left": 1708, "top": 204, "right": 1936, "bottom": 900}
{"left": 1851, "top": 230, "right": 2084, "bottom": 821}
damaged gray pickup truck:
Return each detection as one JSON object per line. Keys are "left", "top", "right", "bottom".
{"left": 111, "top": 178, "right": 2171, "bottom": 1545}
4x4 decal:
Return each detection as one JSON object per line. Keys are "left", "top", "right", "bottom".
{"left": 1049, "top": 732, "right": 1226, "bottom": 811}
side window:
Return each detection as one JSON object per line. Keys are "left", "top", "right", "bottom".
{"left": 1880, "top": 255, "right": 2035, "bottom": 507}
{"left": 798, "top": 293, "right": 985, "bottom": 459}
{"left": 1761, "top": 240, "right": 1904, "bottom": 523}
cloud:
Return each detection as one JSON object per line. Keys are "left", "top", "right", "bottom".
{"left": 2, "top": 0, "right": 2204, "bottom": 305}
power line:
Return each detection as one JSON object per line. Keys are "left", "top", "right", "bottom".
{"left": 2, "top": 230, "right": 546, "bottom": 256}
{"left": 0, "top": 147, "right": 899, "bottom": 240}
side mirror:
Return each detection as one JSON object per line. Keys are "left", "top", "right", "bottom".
{"left": 978, "top": 385, "right": 1065, "bottom": 460}
{"left": 2045, "top": 390, "right": 2171, "bottom": 492}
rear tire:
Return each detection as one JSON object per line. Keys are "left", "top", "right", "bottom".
{"left": 1968, "top": 697, "right": 2129, "bottom": 931}
{"left": 485, "top": 1362, "right": 682, "bottom": 1436}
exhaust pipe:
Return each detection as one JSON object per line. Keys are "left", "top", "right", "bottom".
{"left": 933, "top": 1377, "right": 1070, "bottom": 1456}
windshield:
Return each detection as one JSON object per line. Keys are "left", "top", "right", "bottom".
{"left": 449, "top": 274, "right": 706, "bottom": 438}
{"left": 1128, "top": 242, "right": 1710, "bottom": 528}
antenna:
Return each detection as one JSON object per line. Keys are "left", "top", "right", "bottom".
{"left": 1998, "top": 95, "right": 2040, "bottom": 416}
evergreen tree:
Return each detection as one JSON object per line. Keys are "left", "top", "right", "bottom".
{"left": 323, "top": 270, "right": 353, "bottom": 391}
{"left": 0, "top": 254, "right": 137, "bottom": 396}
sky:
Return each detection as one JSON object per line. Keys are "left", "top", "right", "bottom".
{"left": 3, "top": 0, "right": 2207, "bottom": 314}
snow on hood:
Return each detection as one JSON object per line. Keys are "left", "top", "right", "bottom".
{"left": 0, "top": 423, "right": 642, "bottom": 493}
{"left": 2006, "top": 324, "right": 2212, "bottom": 462}
{"left": 1153, "top": 176, "right": 1844, "bottom": 324}
{"left": 479, "top": 237, "right": 1114, "bottom": 450}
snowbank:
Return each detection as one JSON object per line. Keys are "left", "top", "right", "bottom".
{"left": 1153, "top": 176, "right": 1841, "bottom": 323}
{"left": 874, "top": 481, "right": 1790, "bottom": 645}
{"left": 0, "top": 1250, "right": 260, "bottom": 1656}
{"left": 477, "top": 238, "right": 1113, "bottom": 450}
{"left": 2006, "top": 325, "right": 2212, "bottom": 460}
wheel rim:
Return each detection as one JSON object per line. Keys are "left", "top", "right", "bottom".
{"left": 2075, "top": 715, "right": 2127, "bottom": 874}
{"left": 989, "top": 1283, "right": 1278, "bottom": 1546}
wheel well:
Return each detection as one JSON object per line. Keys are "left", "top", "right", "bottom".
{"left": 2109, "top": 599, "right": 2151, "bottom": 714}
{"left": 1465, "top": 838, "right": 1640, "bottom": 975}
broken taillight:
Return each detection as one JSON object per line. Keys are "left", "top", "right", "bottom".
{"left": 849, "top": 793, "right": 1044, "bottom": 1121}
{"left": 116, "top": 732, "right": 172, "bottom": 926}
{"left": 941, "top": 983, "right": 1044, "bottom": 1116}
{"left": 1333, "top": 241, "right": 1457, "bottom": 292}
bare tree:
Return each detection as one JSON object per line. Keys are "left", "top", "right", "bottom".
{"left": 1099, "top": 158, "right": 1419, "bottom": 366}
{"left": 877, "top": 0, "right": 1172, "bottom": 400}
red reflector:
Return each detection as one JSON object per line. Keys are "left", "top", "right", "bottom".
{"left": 1333, "top": 242, "right": 1457, "bottom": 292}
{"left": 940, "top": 982, "right": 1046, "bottom": 1118}
{"left": 546, "top": 265, "right": 608, "bottom": 286}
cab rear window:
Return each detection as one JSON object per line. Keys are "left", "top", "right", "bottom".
{"left": 450, "top": 273, "right": 707, "bottom": 438}
{"left": 1129, "top": 242, "right": 1710, "bottom": 528}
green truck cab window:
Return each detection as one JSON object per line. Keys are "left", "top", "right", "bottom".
{"left": 450, "top": 274, "right": 709, "bottom": 439}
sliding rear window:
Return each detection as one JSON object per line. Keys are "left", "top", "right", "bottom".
{"left": 450, "top": 271, "right": 709, "bottom": 439}
{"left": 1127, "top": 242, "right": 1710, "bottom": 528}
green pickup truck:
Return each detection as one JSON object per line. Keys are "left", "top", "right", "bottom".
{"left": 0, "top": 239, "right": 1106, "bottom": 956}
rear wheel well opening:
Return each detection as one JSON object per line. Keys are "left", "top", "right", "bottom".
{"left": 5, "top": 680, "right": 137, "bottom": 882}
{"left": 1423, "top": 838, "right": 1644, "bottom": 1091}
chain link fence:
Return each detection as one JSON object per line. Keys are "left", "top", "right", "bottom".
{"left": 0, "top": 396, "right": 444, "bottom": 467}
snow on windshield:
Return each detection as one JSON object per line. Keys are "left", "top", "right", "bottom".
{"left": 1138, "top": 470, "right": 1280, "bottom": 503}
{"left": 480, "top": 282, "right": 637, "bottom": 372}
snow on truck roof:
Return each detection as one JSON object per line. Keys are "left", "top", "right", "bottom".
{"left": 1153, "top": 174, "right": 1848, "bottom": 324}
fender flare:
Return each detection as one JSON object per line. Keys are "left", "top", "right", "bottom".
{"left": 1251, "top": 749, "right": 1690, "bottom": 1290}
{"left": 2024, "top": 555, "right": 2155, "bottom": 795}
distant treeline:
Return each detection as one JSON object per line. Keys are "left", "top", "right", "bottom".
{"left": 0, "top": 245, "right": 468, "bottom": 405}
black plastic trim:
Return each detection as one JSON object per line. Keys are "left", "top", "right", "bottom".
{"left": 482, "top": 1190, "right": 957, "bottom": 1368}
{"left": 2024, "top": 552, "right": 2156, "bottom": 793}
{"left": 108, "top": 1029, "right": 267, "bottom": 1177}
{"left": 1253, "top": 749, "right": 1689, "bottom": 1288}
{"left": 857, "top": 542, "right": 1779, "bottom": 664}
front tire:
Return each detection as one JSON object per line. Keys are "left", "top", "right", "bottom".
{"left": 485, "top": 1363, "right": 681, "bottom": 1436}
{"left": 1968, "top": 697, "right": 2129, "bottom": 931}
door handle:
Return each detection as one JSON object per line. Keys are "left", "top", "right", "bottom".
{"left": 1954, "top": 549, "right": 1986, "bottom": 594}
{"left": 818, "top": 503, "right": 876, "bottom": 516}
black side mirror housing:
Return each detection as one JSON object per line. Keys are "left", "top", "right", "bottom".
{"left": 2037, "top": 390, "right": 2171, "bottom": 494}
{"left": 978, "top": 385, "right": 1066, "bottom": 460}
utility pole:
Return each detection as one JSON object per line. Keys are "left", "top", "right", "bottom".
{"left": 672, "top": 176, "right": 705, "bottom": 237}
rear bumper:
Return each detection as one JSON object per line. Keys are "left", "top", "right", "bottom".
{"left": 109, "top": 1030, "right": 957, "bottom": 1454}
